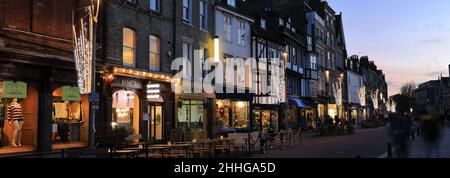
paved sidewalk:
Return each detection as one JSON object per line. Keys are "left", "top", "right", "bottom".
{"left": 254, "top": 127, "right": 390, "bottom": 158}
{"left": 406, "top": 126, "right": 450, "bottom": 158}
{"left": 380, "top": 126, "right": 450, "bottom": 158}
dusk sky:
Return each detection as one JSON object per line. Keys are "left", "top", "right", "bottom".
{"left": 328, "top": 0, "right": 450, "bottom": 96}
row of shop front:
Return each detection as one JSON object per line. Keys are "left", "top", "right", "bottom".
{"left": 0, "top": 61, "right": 379, "bottom": 156}
{"left": 0, "top": 57, "right": 290, "bottom": 156}
{"left": 0, "top": 55, "right": 90, "bottom": 156}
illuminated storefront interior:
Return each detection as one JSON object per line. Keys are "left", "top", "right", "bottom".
{"left": 327, "top": 104, "right": 337, "bottom": 121}
{"left": 112, "top": 90, "right": 140, "bottom": 143}
{"left": 215, "top": 100, "right": 249, "bottom": 133}
{"left": 0, "top": 81, "right": 38, "bottom": 154}
{"left": 51, "top": 86, "right": 89, "bottom": 148}
{"left": 254, "top": 109, "right": 279, "bottom": 133}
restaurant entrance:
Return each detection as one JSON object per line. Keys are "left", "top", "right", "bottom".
{"left": 148, "top": 104, "right": 163, "bottom": 142}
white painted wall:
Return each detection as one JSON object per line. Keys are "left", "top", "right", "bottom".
{"left": 215, "top": 9, "right": 252, "bottom": 58}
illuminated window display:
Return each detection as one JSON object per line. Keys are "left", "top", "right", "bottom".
{"left": 178, "top": 100, "right": 205, "bottom": 131}
{"left": 51, "top": 86, "right": 88, "bottom": 146}
{"left": 0, "top": 81, "right": 38, "bottom": 154}
{"left": 254, "top": 110, "right": 279, "bottom": 132}
{"left": 216, "top": 100, "right": 249, "bottom": 132}
{"left": 112, "top": 90, "right": 140, "bottom": 142}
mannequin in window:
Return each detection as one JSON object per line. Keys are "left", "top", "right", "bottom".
{"left": 8, "top": 98, "right": 24, "bottom": 147}
{"left": 0, "top": 101, "right": 5, "bottom": 148}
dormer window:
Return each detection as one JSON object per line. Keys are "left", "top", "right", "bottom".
{"left": 261, "top": 19, "right": 266, "bottom": 30}
{"left": 227, "top": 0, "right": 236, "bottom": 7}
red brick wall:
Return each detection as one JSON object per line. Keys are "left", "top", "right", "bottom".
{"left": 4, "top": 0, "right": 31, "bottom": 31}
{"left": 32, "top": 0, "right": 77, "bottom": 39}
{"left": 1, "top": 0, "right": 83, "bottom": 58}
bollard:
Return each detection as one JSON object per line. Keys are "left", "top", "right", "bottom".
{"left": 387, "top": 142, "right": 393, "bottom": 158}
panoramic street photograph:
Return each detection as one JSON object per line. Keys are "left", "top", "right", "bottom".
{"left": 1, "top": 0, "right": 450, "bottom": 175}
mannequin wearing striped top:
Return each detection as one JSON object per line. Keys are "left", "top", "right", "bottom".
{"left": 8, "top": 99, "right": 24, "bottom": 147}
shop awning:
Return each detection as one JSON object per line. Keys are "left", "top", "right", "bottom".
{"left": 289, "top": 98, "right": 310, "bottom": 108}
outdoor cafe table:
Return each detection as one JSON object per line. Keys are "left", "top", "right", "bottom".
{"left": 150, "top": 143, "right": 194, "bottom": 158}
{"left": 178, "top": 140, "right": 215, "bottom": 148}
{"left": 211, "top": 138, "right": 236, "bottom": 155}
{"left": 177, "top": 140, "right": 217, "bottom": 157}
{"left": 113, "top": 149, "right": 141, "bottom": 158}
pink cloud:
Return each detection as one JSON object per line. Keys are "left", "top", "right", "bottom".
{"left": 379, "top": 64, "right": 448, "bottom": 96}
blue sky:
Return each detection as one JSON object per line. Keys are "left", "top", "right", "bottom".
{"left": 328, "top": 0, "right": 450, "bottom": 95}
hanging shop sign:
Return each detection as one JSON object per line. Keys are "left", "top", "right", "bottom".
{"left": 62, "top": 86, "right": 82, "bottom": 101}
{"left": 146, "top": 83, "right": 162, "bottom": 101}
{"left": 1, "top": 81, "right": 27, "bottom": 99}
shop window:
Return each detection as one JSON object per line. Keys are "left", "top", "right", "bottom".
{"left": 254, "top": 110, "right": 279, "bottom": 133}
{"left": 51, "top": 86, "right": 89, "bottom": 148}
{"left": 0, "top": 81, "right": 38, "bottom": 154}
{"left": 112, "top": 90, "right": 140, "bottom": 142}
{"left": 215, "top": 100, "right": 249, "bottom": 133}
{"left": 177, "top": 100, "right": 205, "bottom": 131}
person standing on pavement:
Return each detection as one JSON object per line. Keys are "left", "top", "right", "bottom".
{"left": 419, "top": 110, "right": 442, "bottom": 158}
{"left": 316, "top": 116, "right": 322, "bottom": 130}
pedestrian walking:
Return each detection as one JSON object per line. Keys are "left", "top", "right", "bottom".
{"left": 390, "top": 113, "right": 411, "bottom": 158}
{"left": 316, "top": 116, "right": 322, "bottom": 130}
{"left": 419, "top": 110, "right": 442, "bottom": 158}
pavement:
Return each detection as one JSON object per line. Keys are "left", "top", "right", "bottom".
{"left": 382, "top": 126, "right": 450, "bottom": 158}
{"left": 253, "top": 126, "right": 391, "bottom": 158}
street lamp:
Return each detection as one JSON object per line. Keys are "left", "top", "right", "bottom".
{"left": 214, "top": 36, "right": 220, "bottom": 62}
{"left": 282, "top": 51, "right": 288, "bottom": 59}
